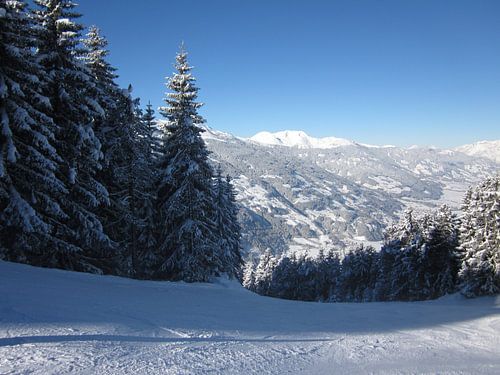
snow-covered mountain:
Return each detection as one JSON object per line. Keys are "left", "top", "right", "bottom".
{"left": 455, "top": 140, "right": 500, "bottom": 163}
{"left": 198, "top": 127, "right": 499, "bottom": 257}
{"left": 250, "top": 130, "right": 356, "bottom": 148}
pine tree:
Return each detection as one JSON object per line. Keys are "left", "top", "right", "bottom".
{"left": 142, "top": 101, "right": 161, "bottom": 156}
{"left": 96, "top": 86, "right": 142, "bottom": 275}
{"left": 82, "top": 26, "right": 117, "bottom": 90}
{"left": 294, "top": 253, "right": 318, "bottom": 301}
{"left": 459, "top": 177, "right": 500, "bottom": 297}
{"left": 323, "top": 249, "right": 341, "bottom": 302}
{"left": 252, "top": 249, "right": 277, "bottom": 295}
{"left": 133, "top": 102, "right": 159, "bottom": 278}
{"left": 81, "top": 25, "right": 119, "bottom": 165}
{"left": 419, "top": 205, "right": 460, "bottom": 299}
{"left": 338, "top": 245, "right": 377, "bottom": 302}
{"left": 0, "top": 0, "right": 67, "bottom": 263}
{"left": 213, "top": 167, "right": 243, "bottom": 279}
{"left": 81, "top": 26, "right": 160, "bottom": 277}
{"left": 242, "top": 258, "right": 257, "bottom": 290}
{"left": 155, "top": 47, "right": 220, "bottom": 282}
{"left": 32, "top": 0, "right": 112, "bottom": 272}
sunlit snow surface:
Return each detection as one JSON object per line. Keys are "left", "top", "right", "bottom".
{"left": 1, "top": 261, "right": 499, "bottom": 374}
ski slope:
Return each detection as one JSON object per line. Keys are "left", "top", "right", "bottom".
{"left": 1, "top": 261, "right": 499, "bottom": 374}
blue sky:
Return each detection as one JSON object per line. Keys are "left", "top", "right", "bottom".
{"left": 75, "top": 0, "right": 500, "bottom": 147}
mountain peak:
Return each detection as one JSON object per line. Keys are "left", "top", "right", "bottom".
{"left": 455, "top": 140, "right": 500, "bottom": 163}
{"left": 249, "top": 130, "right": 355, "bottom": 149}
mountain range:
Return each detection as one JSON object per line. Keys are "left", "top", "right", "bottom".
{"left": 193, "top": 125, "right": 499, "bottom": 258}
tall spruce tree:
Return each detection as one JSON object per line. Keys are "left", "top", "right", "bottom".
{"left": 156, "top": 47, "right": 220, "bottom": 282}
{"left": 128, "top": 99, "right": 158, "bottom": 278}
{"left": 459, "top": 176, "right": 500, "bottom": 297}
{"left": 81, "top": 26, "right": 158, "bottom": 277}
{"left": 96, "top": 86, "right": 142, "bottom": 275}
{"left": 0, "top": 0, "right": 67, "bottom": 263}
{"left": 81, "top": 25, "right": 119, "bottom": 163}
{"left": 32, "top": 0, "right": 112, "bottom": 273}
{"left": 213, "top": 167, "right": 243, "bottom": 279}
{"left": 419, "top": 205, "right": 460, "bottom": 299}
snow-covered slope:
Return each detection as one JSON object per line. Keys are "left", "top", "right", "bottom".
{"left": 455, "top": 140, "right": 500, "bottom": 163}
{"left": 0, "top": 261, "right": 499, "bottom": 374}
{"left": 200, "top": 126, "right": 499, "bottom": 256}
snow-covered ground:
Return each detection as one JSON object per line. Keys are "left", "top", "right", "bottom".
{"left": 1, "top": 261, "right": 499, "bottom": 374}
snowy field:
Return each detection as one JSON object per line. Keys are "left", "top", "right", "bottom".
{"left": 1, "top": 261, "right": 499, "bottom": 374}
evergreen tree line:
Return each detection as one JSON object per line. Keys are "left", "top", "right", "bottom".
{"left": 0, "top": 0, "right": 242, "bottom": 282}
{"left": 244, "top": 177, "right": 500, "bottom": 300}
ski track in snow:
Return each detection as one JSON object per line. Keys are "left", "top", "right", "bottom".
{"left": 1, "top": 261, "right": 499, "bottom": 374}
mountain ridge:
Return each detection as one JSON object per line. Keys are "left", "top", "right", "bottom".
{"left": 247, "top": 129, "right": 500, "bottom": 161}
{"left": 156, "top": 121, "right": 498, "bottom": 257}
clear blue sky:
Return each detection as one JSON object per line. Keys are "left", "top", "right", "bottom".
{"left": 75, "top": 0, "right": 500, "bottom": 147}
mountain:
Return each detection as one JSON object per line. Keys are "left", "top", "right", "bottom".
{"left": 155, "top": 122, "right": 498, "bottom": 258}
{"left": 250, "top": 130, "right": 356, "bottom": 148}
{"left": 455, "top": 140, "right": 500, "bottom": 163}
{"left": 1, "top": 261, "right": 499, "bottom": 374}
{"left": 199, "top": 127, "right": 499, "bottom": 258}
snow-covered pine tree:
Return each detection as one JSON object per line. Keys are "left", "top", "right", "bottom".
{"left": 252, "top": 249, "right": 277, "bottom": 295}
{"left": 0, "top": 0, "right": 67, "bottom": 263}
{"left": 242, "top": 258, "right": 257, "bottom": 290}
{"left": 82, "top": 26, "right": 117, "bottom": 90}
{"left": 293, "top": 253, "right": 318, "bottom": 301}
{"left": 212, "top": 167, "right": 243, "bottom": 280}
{"left": 95, "top": 86, "right": 141, "bottom": 275}
{"left": 142, "top": 101, "right": 162, "bottom": 157}
{"left": 323, "top": 249, "right": 341, "bottom": 302}
{"left": 269, "top": 254, "right": 297, "bottom": 299}
{"left": 132, "top": 102, "right": 160, "bottom": 278}
{"left": 418, "top": 205, "right": 460, "bottom": 299}
{"left": 143, "top": 101, "right": 155, "bottom": 128}
{"left": 81, "top": 26, "right": 159, "bottom": 277}
{"left": 384, "top": 208, "right": 421, "bottom": 247}
{"left": 459, "top": 176, "right": 500, "bottom": 297}
{"left": 338, "top": 245, "right": 377, "bottom": 302}
{"left": 32, "top": 0, "right": 112, "bottom": 273}
{"left": 155, "top": 47, "right": 220, "bottom": 282}
{"left": 81, "top": 25, "right": 119, "bottom": 165}
{"left": 376, "top": 209, "right": 423, "bottom": 301}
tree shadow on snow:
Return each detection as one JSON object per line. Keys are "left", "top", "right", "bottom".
{"left": 0, "top": 334, "right": 338, "bottom": 347}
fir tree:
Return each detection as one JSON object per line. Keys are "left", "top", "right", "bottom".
{"left": 322, "top": 249, "right": 341, "bottom": 302}
{"left": 213, "top": 167, "right": 243, "bottom": 279}
{"left": 96, "top": 86, "right": 142, "bottom": 275}
{"left": 242, "top": 258, "right": 257, "bottom": 290}
{"left": 338, "top": 245, "right": 377, "bottom": 302}
{"left": 32, "top": 0, "right": 112, "bottom": 272}
{"left": 81, "top": 25, "right": 119, "bottom": 166}
{"left": 252, "top": 249, "right": 277, "bottom": 295}
{"left": 419, "top": 205, "right": 460, "bottom": 299}
{"left": 133, "top": 102, "right": 159, "bottom": 278}
{"left": 155, "top": 47, "right": 220, "bottom": 282}
{"left": 0, "top": 0, "right": 67, "bottom": 263}
{"left": 459, "top": 177, "right": 500, "bottom": 297}
{"left": 142, "top": 101, "right": 162, "bottom": 155}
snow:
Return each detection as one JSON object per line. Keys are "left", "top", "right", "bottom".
{"left": 249, "top": 130, "right": 355, "bottom": 149}
{"left": 1, "top": 261, "right": 499, "bottom": 374}
{"left": 455, "top": 140, "right": 500, "bottom": 164}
